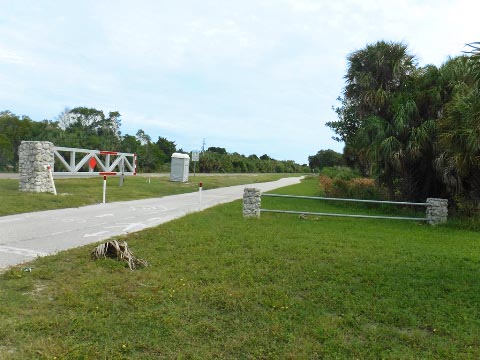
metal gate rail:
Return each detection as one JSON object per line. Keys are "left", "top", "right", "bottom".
{"left": 261, "top": 194, "right": 429, "bottom": 221}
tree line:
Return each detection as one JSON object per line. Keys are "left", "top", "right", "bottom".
{"left": 0, "top": 107, "right": 309, "bottom": 173}
{"left": 326, "top": 40, "right": 480, "bottom": 212}
{"left": 198, "top": 149, "right": 308, "bottom": 173}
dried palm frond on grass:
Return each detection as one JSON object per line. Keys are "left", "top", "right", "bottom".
{"left": 91, "top": 240, "right": 148, "bottom": 270}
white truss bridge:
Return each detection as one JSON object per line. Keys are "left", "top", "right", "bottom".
{"left": 53, "top": 146, "right": 137, "bottom": 177}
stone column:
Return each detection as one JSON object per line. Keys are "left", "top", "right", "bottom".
{"left": 243, "top": 188, "right": 261, "bottom": 218}
{"left": 426, "top": 198, "right": 448, "bottom": 225}
{"left": 18, "top": 141, "right": 55, "bottom": 193}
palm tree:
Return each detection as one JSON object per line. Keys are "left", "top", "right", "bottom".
{"left": 344, "top": 41, "right": 416, "bottom": 120}
{"left": 330, "top": 41, "right": 480, "bottom": 204}
{"left": 436, "top": 57, "right": 480, "bottom": 201}
{"left": 342, "top": 41, "right": 417, "bottom": 198}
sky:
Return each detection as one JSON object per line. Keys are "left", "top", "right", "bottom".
{"left": 1, "top": 0, "right": 479, "bottom": 164}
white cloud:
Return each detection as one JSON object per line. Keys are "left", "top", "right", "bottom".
{"left": 0, "top": 47, "right": 27, "bottom": 65}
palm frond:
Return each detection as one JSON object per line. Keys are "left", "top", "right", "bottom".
{"left": 463, "top": 42, "right": 480, "bottom": 57}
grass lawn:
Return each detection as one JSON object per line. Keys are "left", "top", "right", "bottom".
{"left": 0, "top": 173, "right": 295, "bottom": 216}
{"left": 1, "top": 177, "right": 479, "bottom": 358}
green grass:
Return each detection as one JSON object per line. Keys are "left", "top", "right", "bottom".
{"left": 0, "top": 174, "right": 295, "bottom": 216}
{"left": 1, "top": 177, "right": 479, "bottom": 358}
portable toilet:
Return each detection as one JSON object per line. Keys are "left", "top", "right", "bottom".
{"left": 170, "top": 153, "right": 190, "bottom": 182}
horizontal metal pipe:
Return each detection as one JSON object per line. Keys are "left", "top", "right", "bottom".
{"left": 260, "top": 209, "right": 428, "bottom": 221}
{"left": 262, "top": 194, "right": 428, "bottom": 207}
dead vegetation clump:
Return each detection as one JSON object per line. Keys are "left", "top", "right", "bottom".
{"left": 91, "top": 240, "right": 148, "bottom": 270}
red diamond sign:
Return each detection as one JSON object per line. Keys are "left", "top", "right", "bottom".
{"left": 89, "top": 157, "right": 97, "bottom": 169}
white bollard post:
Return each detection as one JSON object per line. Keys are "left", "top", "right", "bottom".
{"left": 199, "top": 182, "right": 203, "bottom": 204}
{"left": 119, "top": 159, "right": 125, "bottom": 187}
{"left": 102, "top": 175, "right": 107, "bottom": 204}
{"left": 47, "top": 165, "right": 57, "bottom": 195}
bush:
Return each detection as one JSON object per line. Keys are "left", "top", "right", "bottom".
{"left": 318, "top": 175, "right": 333, "bottom": 196}
{"left": 349, "top": 177, "right": 386, "bottom": 200}
{"left": 320, "top": 166, "right": 360, "bottom": 181}
{"left": 446, "top": 196, "right": 480, "bottom": 231}
{"left": 451, "top": 195, "right": 480, "bottom": 217}
{"left": 319, "top": 175, "right": 386, "bottom": 200}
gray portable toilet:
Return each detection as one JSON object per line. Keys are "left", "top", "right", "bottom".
{"left": 170, "top": 153, "right": 190, "bottom": 182}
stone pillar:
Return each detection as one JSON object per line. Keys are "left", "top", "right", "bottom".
{"left": 243, "top": 188, "right": 261, "bottom": 218}
{"left": 426, "top": 198, "right": 448, "bottom": 225}
{"left": 18, "top": 141, "right": 55, "bottom": 193}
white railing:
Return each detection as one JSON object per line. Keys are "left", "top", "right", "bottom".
{"left": 53, "top": 146, "right": 137, "bottom": 176}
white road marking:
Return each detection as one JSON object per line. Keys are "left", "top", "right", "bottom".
{"left": 121, "top": 216, "right": 136, "bottom": 220}
{"left": 0, "top": 246, "right": 48, "bottom": 258}
{"left": 123, "top": 223, "right": 145, "bottom": 232}
{"left": 61, "top": 218, "right": 87, "bottom": 223}
{"left": 84, "top": 231, "right": 110, "bottom": 238}
{"left": 95, "top": 213, "right": 114, "bottom": 218}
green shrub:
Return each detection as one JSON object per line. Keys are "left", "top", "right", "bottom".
{"left": 452, "top": 195, "right": 480, "bottom": 217}
{"left": 320, "top": 166, "right": 360, "bottom": 180}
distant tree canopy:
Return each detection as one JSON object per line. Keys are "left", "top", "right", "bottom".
{"left": 207, "top": 146, "right": 227, "bottom": 155}
{"left": 326, "top": 40, "right": 480, "bottom": 212}
{"left": 0, "top": 107, "right": 309, "bottom": 174}
{"left": 0, "top": 111, "right": 61, "bottom": 170}
{"left": 157, "top": 137, "right": 176, "bottom": 160}
{"left": 58, "top": 107, "right": 122, "bottom": 150}
{"left": 308, "top": 149, "right": 343, "bottom": 171}
{"left": 197, "top": 150, "right": 307, "bottom": 173}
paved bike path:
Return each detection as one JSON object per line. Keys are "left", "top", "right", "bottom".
{"left": 0, "top": 177, "right": 302, "bottom": 269}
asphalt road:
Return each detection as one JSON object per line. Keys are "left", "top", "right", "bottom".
{"left": 0, "top": 176, "right": 302, "bottom": 270}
